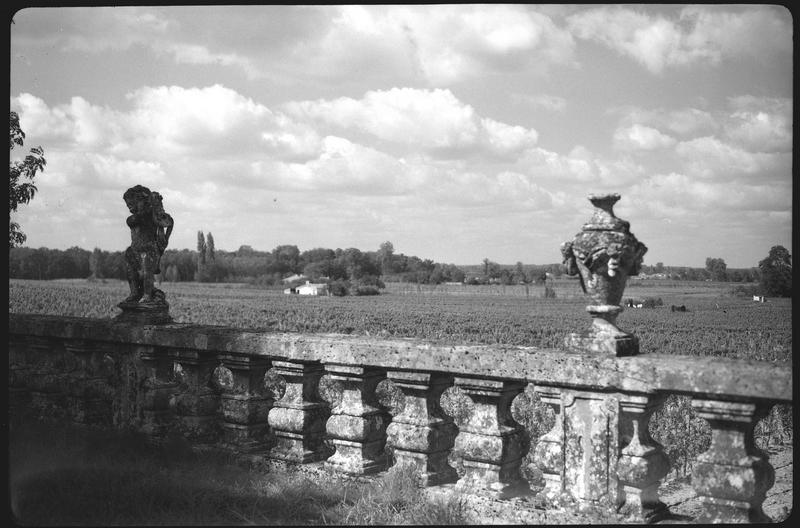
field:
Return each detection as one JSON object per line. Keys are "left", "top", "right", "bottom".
{"left": 9, "top": 278, "right": 792, "bottom": 362}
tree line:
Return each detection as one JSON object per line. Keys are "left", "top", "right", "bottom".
{"left": 8, "top": 239, "right": 791, "bottom": 297}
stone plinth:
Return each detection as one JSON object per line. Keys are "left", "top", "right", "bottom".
{"left": 115, "top": 301, "right": 172, "bottom": 325}
{"left": 561, "top": 390, "right": 620, "bottom": 508}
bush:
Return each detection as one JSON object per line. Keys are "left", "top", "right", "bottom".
{"left": 729, "top": 284, "right": 761, "bottom": 298}
{"left": 354, "top": 286, "right": 381, "bottom": 296}
{"left": 329, "top": 280, "right": 349, "bottom": 297}
{"left": 642, "top": 296, "right": 663, "bottom": 308}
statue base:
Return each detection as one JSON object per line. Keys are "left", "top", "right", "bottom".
{"left": 565, "top": 305, "right": 639, "bottom": 356}
{"left": 564, "top": 331, "right": 639, "bottom": 357}
{"left": 115, "top": 301, "right": 173, "bottom": 325}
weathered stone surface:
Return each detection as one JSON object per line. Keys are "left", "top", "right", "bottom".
{"left": 690, "top": 399, "right": 775, "bottom": 523}
{"left": 561, "top": 194, "right": 647, "bottom": 356}
{"left": 117, "top": 185, "right": 174, "bottom": 315}
{"left": 267, "top": 361, "right": 331, "bottom": 463}
{"left": 323, "top": 365, "right": 390, "bottom": 475}
{"left": 10, "top": 315, "right": 790, "bottom": 403}
{"left": 562, "top": 391, "right": 620, "bottom": 504}
{"left": 453, "top": 378, "right": 529, "bottom": 498}
{"left": 384, "top": 372, "right": 458, "bottom": 486}
{"left": 617, "top": 393, "right": 670, "bottom": 522}
{"left": 168, "top": 350, "right": 220, "bottom": 441}
{"left": 533, "top": 385, "right": 565, "bottom": 501}
{"left": 7, "top": 313, "right": 793, "bottom": 522}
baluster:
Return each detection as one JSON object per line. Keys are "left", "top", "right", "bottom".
{"left": 453, "top": 377, "right": 529, "bottom": 498}
{"left": 26, "top": 336, "right": 70, "bottom": 420}
{"left": 169, "top": 349, "right": 221, "bottom": 442}
{"left": 63, "top": 339, "right": 114, "bottom": 426}
{"left": 266, "top": 360, "right": 331, "bottom": 463}
{"left": 690, "top": 399, "right": 775, "bottom": 523}
{"left": 324, "top": 365, "right": 390, "bottom": 475}
{"left": 617, "top": 393, "right": 670, "bottom": 521}
{"left": 216, "top": 354, "right": 273, "bottom": 452}
{"left": 533, "top": 385, "right": 565, "bottom": 502}
{"left": 9, "top": 334, "right": 31, "bottom": 420}
{"left": 384, "top": 371, "right": 458, "bottom": 486}
{"left": 138, "top": 345, "right": 179, "bottom": 441}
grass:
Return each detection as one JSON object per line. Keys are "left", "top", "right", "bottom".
{"left": 9, "top": 420, "right": 472, "bottom": 526}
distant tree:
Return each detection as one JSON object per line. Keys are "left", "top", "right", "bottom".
{"left": 705, "top": 257, "right": 728, "bottom": 282}
{"left": 89, "top": 248, "right": 104, "bottom": 279}
{"left": 10, "top": 111, "right": 46, "bottom": 247}
{"left": 206, "top": 232, "right": 215, "bottom": 261}
{"left": 759, "top": 245, "right": 792, "bottom": 297}
{"left": 272, "top": 244, "right": 301, "bottom": 275}
{"left": 654, "top": 262, "right": 665, "bottom": 274}
{"left": 377, "top": 241, "right": 395, "bottom": 275}
{"left": 236, "top": 245, "right": 255, "bottom": 256}
{"left": 197, "top": 231, "right": 206, "bottom": 265}
{"left": 514, "top": 261, "right": 528, "bottom": 283}
{"left": 303, "top": 260, "right": 332, "bottom": 280}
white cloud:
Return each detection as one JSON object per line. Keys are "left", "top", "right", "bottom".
{"left": 613, "top": 124, "right": 676, "bottom": 151}
{"left": 567, "top": 5, "right": 791, "bottom": 73}
{"left": 286, "top": 88, "right": 538, "bottom": 158}
{"left": 379, "top": 5, "right": 577, "bottom": 84}
{"left": 675, "top": 136, "right": 786, "bottom": 180}
{"left": 631, "top": 172, "right": 791, "bottom": 217}
{"left": 722, "top": 96, "right": 792, "bottom": 153}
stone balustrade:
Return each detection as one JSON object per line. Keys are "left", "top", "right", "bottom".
{"left": 8, "top": 313, "right": 792, "bottom": 523}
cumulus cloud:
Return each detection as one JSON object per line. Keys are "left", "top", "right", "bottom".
{"left": 285, "top": 88, "right": 538, "bottom": 158}
{"left": 631, "top": 172, "right": 791, "bottom": 217}
{"left": 722, "top": 96, "right": 792, "bottom": 153}
{"left": 675, "top": 136, "right": 787, "bottom": 180}
{"left": 613, "top": 124, "right": 676, "bottom": 151}
{"left": 16, "top": 6, "right": 578, "bottom": 87}
{"left": 567, "top": 5, "right": 791, "bottom": 73}
{"left": 388, "top": 5, "right": 577, "bottom": 84}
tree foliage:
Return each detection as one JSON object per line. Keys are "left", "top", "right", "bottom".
{"left": 705, "top": 257, "right": 728, "bottom": 282}
{"left": 9, "top": 111, "right": 46, "bottom": 247}
{"left": 759, "top": 245, "right": 792, "bottom": 297}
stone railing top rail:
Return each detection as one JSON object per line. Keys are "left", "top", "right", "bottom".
{"left": 10, "top": 313, "right": 791, "bottom": 403}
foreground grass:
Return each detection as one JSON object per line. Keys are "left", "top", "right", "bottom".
{"left": 9, "top": 420, "right": 470, "bottom": 526}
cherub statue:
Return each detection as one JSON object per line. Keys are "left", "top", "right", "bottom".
{"left": 121, "top": 185, "right": 174, "bottom": 304}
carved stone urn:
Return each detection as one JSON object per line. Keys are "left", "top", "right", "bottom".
{"left": 561, "top": 193, "right": 647, "bottom": 356}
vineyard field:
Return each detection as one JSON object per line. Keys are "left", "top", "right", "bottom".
{"left": 9, "top": 278, "right": 791, "bottom": 361}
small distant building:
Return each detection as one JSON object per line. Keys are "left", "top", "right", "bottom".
{"left": 753, "top": 295, "right": 766, "bottom": 303}
{"left": 285, "top": 280, "right": 329, "bottom": 296}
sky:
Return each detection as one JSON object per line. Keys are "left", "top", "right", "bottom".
{"left": 9, "top": 5, "right": 793, "bottom": 268}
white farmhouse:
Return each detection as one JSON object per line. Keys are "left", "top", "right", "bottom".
{"left": 285, "top": 280, "right": 329, "bottom": 296}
